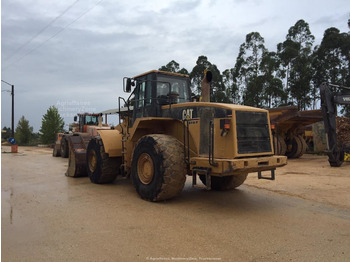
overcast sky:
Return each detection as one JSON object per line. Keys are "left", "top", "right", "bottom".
{"left": 1, "top": 0, "right": 349, "bottom": 132}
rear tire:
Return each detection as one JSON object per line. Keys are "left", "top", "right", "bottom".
{"left": 199, "top": 173, "right": 248, "bottom": 190}
{"left": 60, "top": 136, "right": 69, "bottom": 158}
{"left": 53, "top": 145, "right": 61, "bottom": 157}
{"left": 273, "top": 135, "right": 287, "bottom": 155}
{"left": 86, "top": 137, "right": 121, "bottom": 184}
{"left": 286, "top": 136, "right": 302, "bottom": 159}
{"left": 294, "top": 135, "right": 307, "bottom": 158}
{"left": 131, "top": 134, "right": 186, "bottom": 202}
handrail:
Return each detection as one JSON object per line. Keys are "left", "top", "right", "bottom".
{"left": 182, "top": 119, "right": 190, "bottom": 165}
{"left": 209, "top": 120, "right": 218, "bottom": 167}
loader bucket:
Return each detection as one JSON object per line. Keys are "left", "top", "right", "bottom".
{"left": 65, "top": 134, "right": 92, "bottom": 177}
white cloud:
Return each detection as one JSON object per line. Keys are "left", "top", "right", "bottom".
{"left": 1, "top": 0, "right": 349, "bottom": 131}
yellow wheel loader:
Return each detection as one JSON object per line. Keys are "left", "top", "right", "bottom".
{"left": 57, "top": 113, "right": 109, "bottom": 159}
{"left": 67, "top": 70, "right": 287, "bottom": 201}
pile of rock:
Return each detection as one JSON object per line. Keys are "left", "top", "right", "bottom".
{"left": 336, "top": 117, "right": 350, "bottom": 149}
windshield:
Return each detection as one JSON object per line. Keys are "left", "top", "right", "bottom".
{"left": 157, "top": 76, "right": 190, "bottom": 103}
{"left": 85, "top": 115, "right": 99, "bottom": 125}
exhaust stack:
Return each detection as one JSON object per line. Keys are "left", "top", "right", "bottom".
{"left": 201, "top": 69, "right": 212, "bottom": 102}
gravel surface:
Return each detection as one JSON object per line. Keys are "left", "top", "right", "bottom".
{"left": 2, "top": 146, "right": 350, "bottom": 262}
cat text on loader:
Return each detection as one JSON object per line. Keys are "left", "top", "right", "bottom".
{"left": 84, "top": 70, "right": 287, "bottom": 201}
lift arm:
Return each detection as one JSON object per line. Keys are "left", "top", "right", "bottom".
{"left": 319, "top": 83, "right": 350, "bottom": 167}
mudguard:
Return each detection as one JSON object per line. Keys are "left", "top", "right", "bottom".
{"left": 97, "top": 129, "right": 123, "bottom": 157}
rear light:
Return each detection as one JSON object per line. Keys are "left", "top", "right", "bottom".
{"left": 220, "top": 119, "right": 231, "bottom": 136}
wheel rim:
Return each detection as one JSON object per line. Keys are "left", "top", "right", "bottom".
{"left": 88, "top": 150, "right": 97, "bottom": 172}
{"left": 137, "top": 153, "right": 154, "bottom": 185}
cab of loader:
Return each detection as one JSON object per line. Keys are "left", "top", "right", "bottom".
{"left": 74, "top": 113, "right": 100, "bottom": 132}
{"left": 124, "top": 70, "right": 191, "bottom": 125}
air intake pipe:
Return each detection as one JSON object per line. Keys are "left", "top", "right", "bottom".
{"left": 201, "top": 69, "right": 212, "bottom": 102}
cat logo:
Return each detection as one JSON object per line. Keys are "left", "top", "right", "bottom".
{"left": 182, "top": 109, "right": 193, "bottom": 120}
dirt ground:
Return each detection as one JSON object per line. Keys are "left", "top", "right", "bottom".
{"left": 2, "top": 146, "right": 350, "bottom": 262}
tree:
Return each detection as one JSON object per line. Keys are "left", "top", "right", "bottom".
{"left": 260, "top": 51, "right": 286, "bottom": 107}
{"left": 278, "top": 20, "right": 315, "bottom": 110}
{"left": 2, "top": 127, "right": 12, "bottom": 140}
{"left": 190, "top": 55, "right": 212, "bottom": 95}
{"left": 312, "top": 28, "right": 347, "bottom": 87}
{"left": 277, "top": 39, "right": 300, "bottom": 104}
{"left": 234, "top": 32, "right": 267, "bottom": 107}
{"left": 222, "top": 68, "right": 240, "bottom": 104}
{"left": 159, "top": 60, "right": 189, "bottom": 74}
{"left": 190, "top": 56, "right": 228, "bottom": 102}
{"left": 312, "top": 26, "right": 350, "bottom": 114}
{"left": 15, "top": 116, "right": 33, "bottom": 145}
{"left": 39, "top": 106, "right": 65, "bottom": 144}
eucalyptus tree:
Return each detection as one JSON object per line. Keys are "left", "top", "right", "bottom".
{"left": 233, "top": 32, "right": 267, "bottom": 107}
{"left": 260, "top": 51, "right": 286, "bottom": 107}
{"left": 189, "top": 56, "right": 228, "bottom": 102}
{"left": 159, "top": 60, "right": 189, "bottom": 75}
{"left": 222, "top": 68, "right": 240, "bottom": 104}
{"left": 278, "top": 20, "right": 315, "bottom": 110}
{"left": 313, "top": 24, "right": 350, "bottom": 115}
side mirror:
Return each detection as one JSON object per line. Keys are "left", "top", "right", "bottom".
{"left": 74, "top": 116, "right": 77, "bottom": 122}
{"left": 123, "top": 77, "right": 134, "bottom": 93}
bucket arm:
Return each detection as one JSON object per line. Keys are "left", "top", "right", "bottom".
{"left": 319, "top": 83, "right": 350, "bottom": 167}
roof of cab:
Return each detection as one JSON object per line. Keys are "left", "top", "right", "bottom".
{"left": 133, "top": 70, "right": 189, "bottom": 79}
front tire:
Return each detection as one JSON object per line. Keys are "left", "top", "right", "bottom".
{"left": 53, "top": 145, "right": 61, "bottom": 157}
{"left": 86, "top": 137, "right": 121, "bottom": 184}
{"left": 131, "top": 134, "right": 186, "bottom": 202}
{"left": 60, "top": 136, "right": 69, "bottom": 158}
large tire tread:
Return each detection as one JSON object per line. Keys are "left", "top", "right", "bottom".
{"left": 286, "top": 136, "right": 302, "bottom": 159}
{"left": 53, "top": 145, "right": 61, "bottom": 157}
{"left": 273, "top": 135, "right": 287, "bottom": 156}
{"left": 294, "top": 135, "right": 307, "bottom": 158}
{"left": 132, "top": 134, "right": 186, "bottom": 202}
{"left": 60, "top": 136, "right": 69, "bottom": 158}
{"left": 87, "top": 137, "right": 121, "bottom": 184}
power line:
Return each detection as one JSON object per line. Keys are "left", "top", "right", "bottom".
{"left": 3, "top": 0, "right": 104, "bottom": 71}
{"left": 4, "top": 0, "right": 80, "bottom": 62}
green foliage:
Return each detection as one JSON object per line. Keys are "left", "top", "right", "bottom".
{"left": 189, "top": 56, "right": 229, "bottom": 102}
{"left": 233, "top": 32, "right": 283, "bottom": 107}
{"left": 190, "top": 55, "right": 212, "bottom": 94}
{"left": 15, "top": 116, "right": 33, "bottom": 145}
{"left": 39, "top": 106, "right": 65, "bottom": 144}
{"left": 158, "top": 18, "right": 350, "bottom": 113}
{"left": 1, "top": 127, "right": 12, "bottom": 141}
{"left": 222, "top": 68, "right": 240, "bottom": 103}
{"left": 159, "top": 60, "right": 189, "bottom": 74}
{"left": 278, "top": 19, "right": 315, "bottom": 110}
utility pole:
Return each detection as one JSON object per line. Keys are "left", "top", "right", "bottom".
{"left": 11, "top": 84, "right": 14, "bottom": 137}
{"left": 1, "top": 80, "right": 15, "bottom": 137}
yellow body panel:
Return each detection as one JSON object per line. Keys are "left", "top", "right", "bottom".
{"left": 97, "top": 129, "right": 123, "bottom": 157}
{"left": 161, "top": 102, "right": 267, "bottom": 112}
{"left": 191, "top": 155, "right": 287, "bottom": 176}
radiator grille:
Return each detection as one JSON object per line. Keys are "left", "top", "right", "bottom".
{"left": 236, "top": 111, "right": 272, "bottom": 154}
